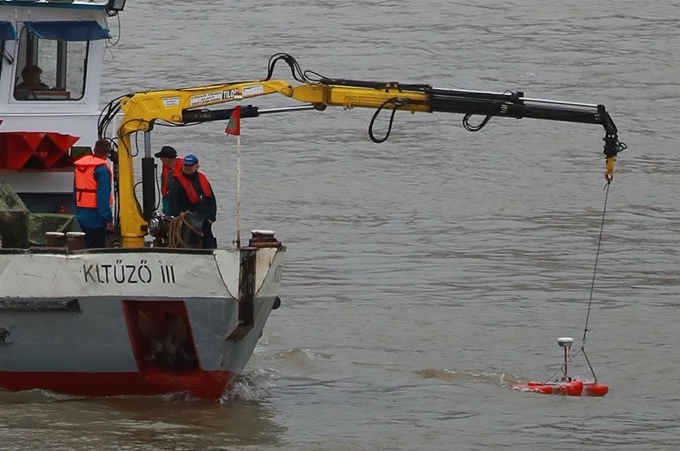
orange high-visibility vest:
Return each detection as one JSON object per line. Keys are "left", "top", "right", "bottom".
{"left": 175, "top": 171, "right": 213, "bottom": 204}
{"left": 74, "top": 155, "right": 113, "bottom": 208}
{"left": 161, "top": 157, "right": 183, "bottom": 198}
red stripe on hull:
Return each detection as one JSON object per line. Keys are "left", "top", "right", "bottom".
{"left": 0, "top": 370, "right": 234, "bottom": 400}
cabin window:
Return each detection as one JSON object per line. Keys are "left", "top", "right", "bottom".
{"left": 12, "top": 21, "right": 110, "bottom": 101}
{"left": 13, "top": 26, "right": 88, "bottom": 101}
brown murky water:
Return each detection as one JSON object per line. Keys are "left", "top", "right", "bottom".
{"left": 1, "top": 1, "right": 678, "bottom": 450}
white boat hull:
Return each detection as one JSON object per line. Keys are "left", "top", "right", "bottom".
{"left": 0, "top": 246, "right": 285, "bottom": 399}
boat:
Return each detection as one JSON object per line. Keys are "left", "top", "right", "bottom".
{"left": 0, "top": 1, "right": 285, "bottom": 400}
{"left": 0, "top": 2, "right": 625, "bottom": 400}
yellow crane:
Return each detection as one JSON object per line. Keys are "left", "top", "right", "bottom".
{"left": 97, "top": 53, "right": 626, "bottom": 248}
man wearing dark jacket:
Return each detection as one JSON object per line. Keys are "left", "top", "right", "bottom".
{"left": 154, "top": 145, "right": 183, "bottom": 216}
{"left": 167, "top": 154, "right": 217, "bottom": 249}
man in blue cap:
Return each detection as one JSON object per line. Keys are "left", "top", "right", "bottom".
{"left": 167, "top": 153, "right": 217, "bottom": 249}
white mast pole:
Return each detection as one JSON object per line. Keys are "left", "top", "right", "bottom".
{"left": 234, "top": 95, "right": 242, "bottom": 249}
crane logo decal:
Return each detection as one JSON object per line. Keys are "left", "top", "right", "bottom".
{"left": 242, "top": 84, "right": 264, "bottom": 97}
{"left": 190, "top": 89, "right": 240, "bottom": 106}
{"left": 162, "top": 97, "right": 180, "bottom": 107}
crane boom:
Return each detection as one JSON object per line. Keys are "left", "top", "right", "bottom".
{"left": 99, "top": 53, "right": 625, "bottom": 248}
{"left": 284, "top": 80, "right": 621, "bottom": 154}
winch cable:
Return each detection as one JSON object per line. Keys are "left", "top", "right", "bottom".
{"left": 539, "top": 177, "right": 612, "bottom": 384}
{"left": 579, "top": 179, "right": 612, "bottom": 382}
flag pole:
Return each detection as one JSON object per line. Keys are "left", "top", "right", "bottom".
{"left": 234, "top": 95, "right": 243, "bottom": 248}
{"left": 236, "top": 130, "right": 241, "bottom": 248}
{"left": 225, "top": 96, "right": 243, "bottom": 248}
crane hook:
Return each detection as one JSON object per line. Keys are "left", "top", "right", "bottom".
{"left": 604, "top": 156, "right": 615, "bottom": 183}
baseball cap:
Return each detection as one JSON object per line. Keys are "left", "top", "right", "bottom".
{"left": 183, "top": 154, "right": 199, "bottom": 165}
{"left": 154, "top": 145, "right": 177, "bottom": 158}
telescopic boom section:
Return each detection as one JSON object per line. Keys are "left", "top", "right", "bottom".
{"left": 426, "top": 87, "right": 621, "bottom": 158}
{"left": 284, "top": 80, "right": 623, "bottom": 158}
{"left": 110, "top": 64, "right": 624, "bottom": 248}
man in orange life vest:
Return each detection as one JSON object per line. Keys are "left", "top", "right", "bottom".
{"left": 167, "top": 154, "right": 217, "bottom": 249}
{"left": 74, "top": 139, "right": 114, "bottom": 249}
{"left": 154, "top": 145, "right": 183, "bottom": 216}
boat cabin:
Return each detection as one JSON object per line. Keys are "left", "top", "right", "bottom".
{"left": 0, "top": 1, "right": 113, "bottom": 249}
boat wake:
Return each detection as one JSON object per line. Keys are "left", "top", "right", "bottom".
{"left": 0, "top": 388, "right": 82, "bottom": 403}
{"left": 414, "top": 368, "right": 521, "bottom": 387}
{"left": 220, "top": 367, "right": 279, "bottom": 403}
{"left": 252, "top": 345, "right": 333, "bottom": 374}
{"left": 268, "top": 348, "right": 333, "bottom": 363}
